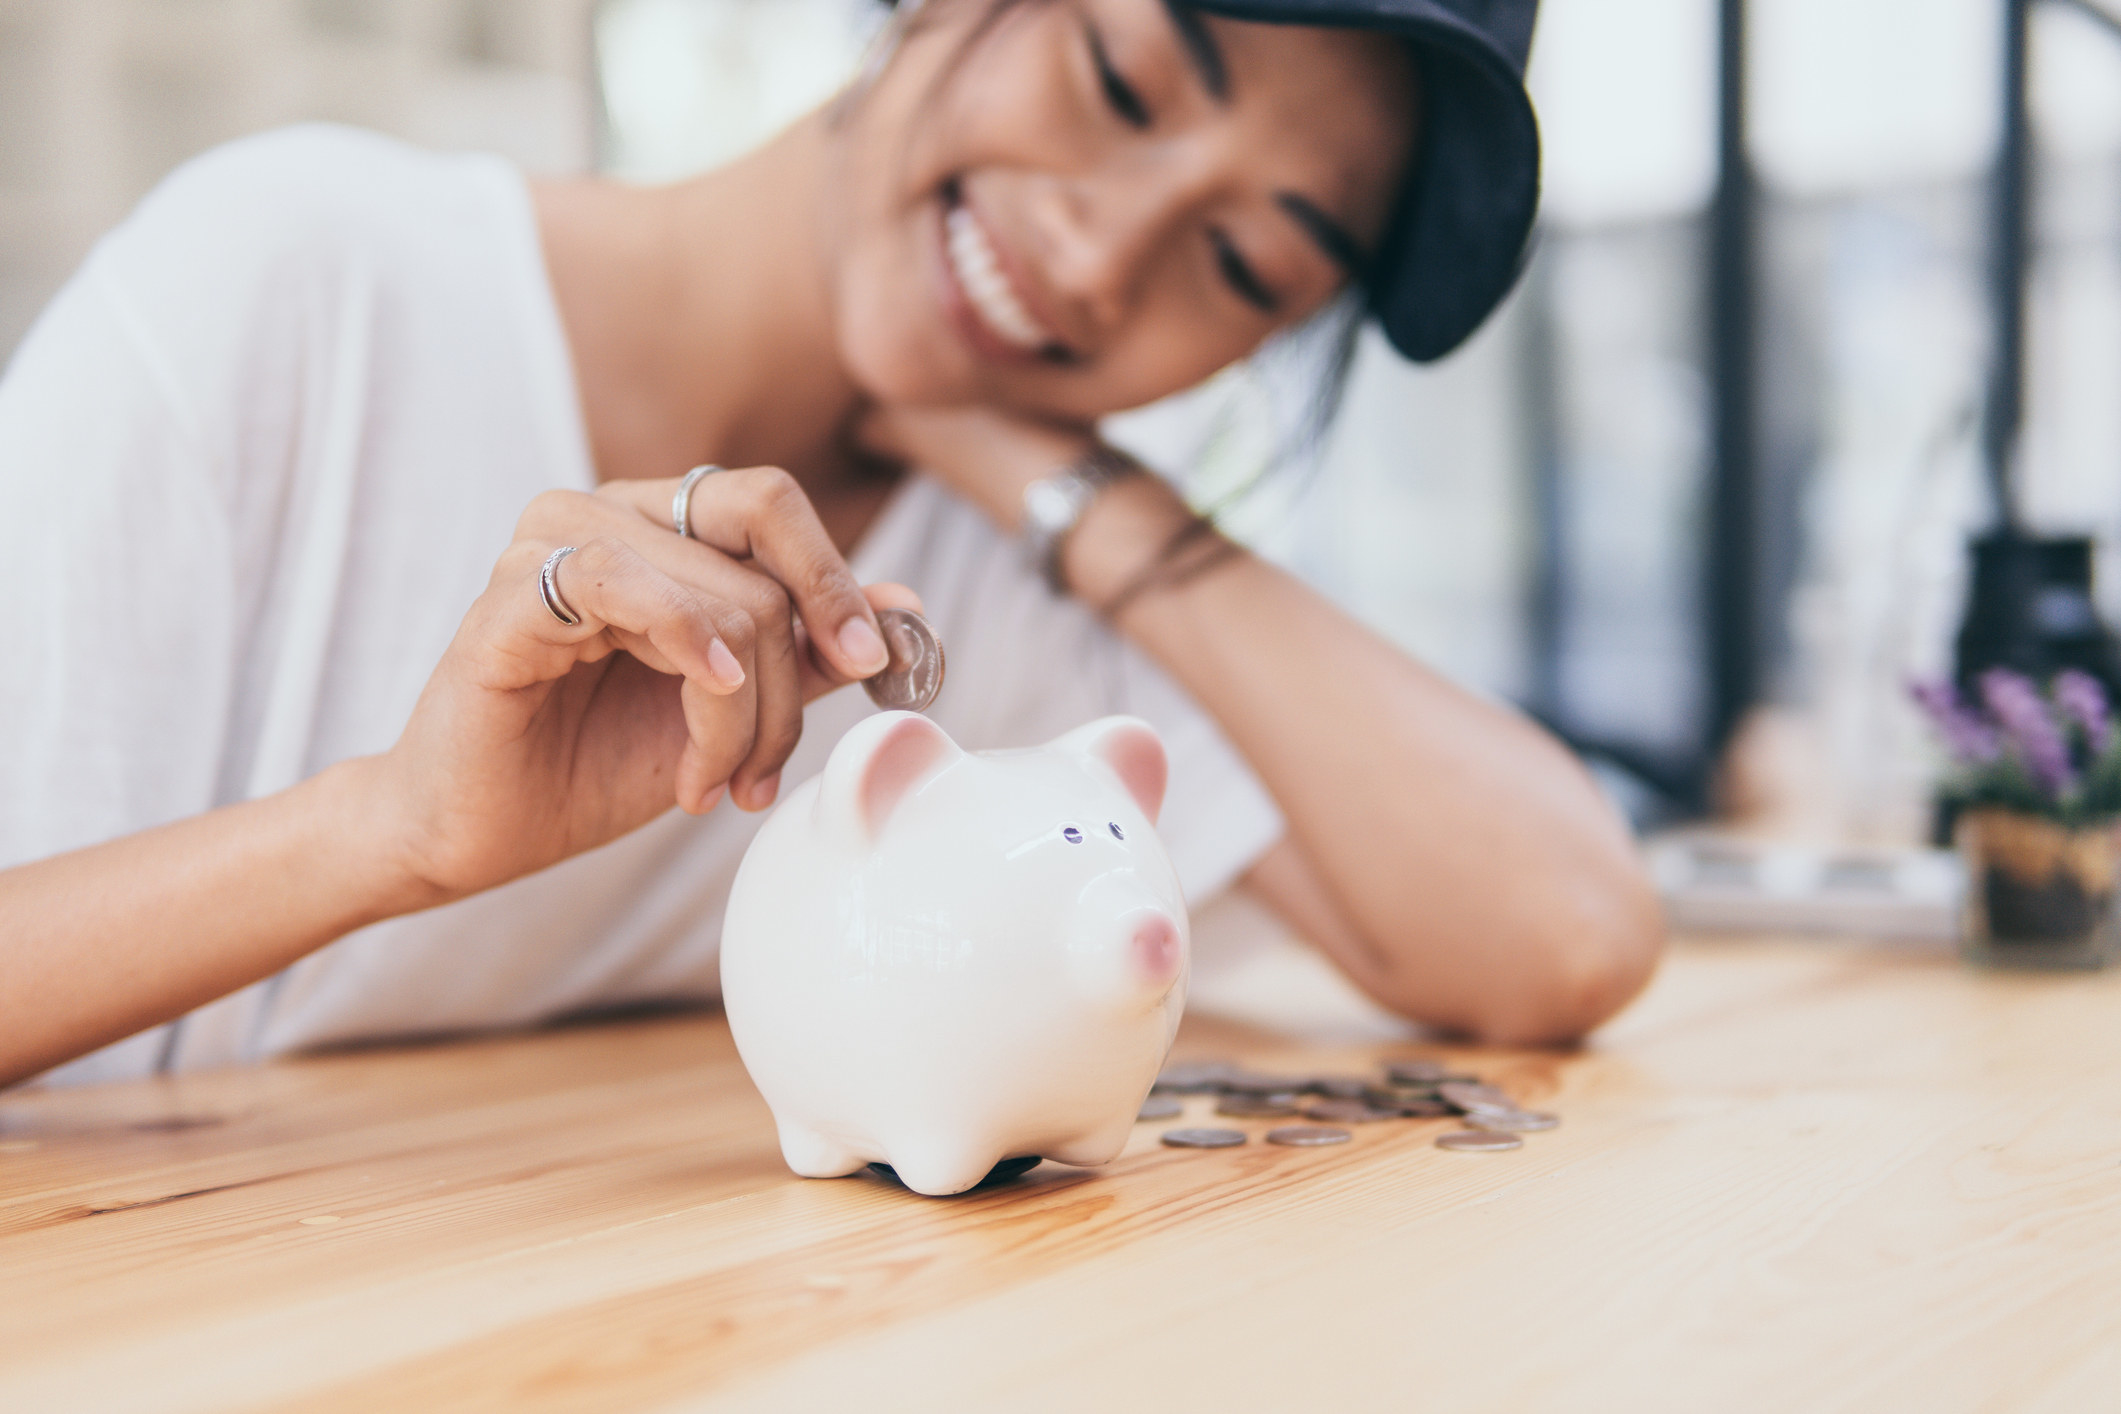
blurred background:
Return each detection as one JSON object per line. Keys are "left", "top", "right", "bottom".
{"left": 3, "top": 0, "right": 2119, "bottom": 854}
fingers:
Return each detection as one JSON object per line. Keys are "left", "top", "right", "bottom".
{"left": 795, "top": 582, "right": 925, "bottom": 703}
{"left": 538, "top": 539, "right": 761, "bottom": 804}
{"left": 596, "top": 468, "right": 889, "bottom": 684}
{"left": 503, "top": 485, "right": 924, "bottom": 817}
{"left": 719, "top": 573, "right": 804, "bottom": 812}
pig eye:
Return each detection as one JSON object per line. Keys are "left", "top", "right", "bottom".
{"left": 1062, "top": 826, "right": 1083, "bottom": 844}
{"left": 1109, "top": 822, "right": 1125, "bottom": 840}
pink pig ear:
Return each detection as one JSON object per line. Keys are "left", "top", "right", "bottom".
{"left": 818, "top": 711, "right": 964, "bottom": 845}
{"left": 1054, "top": 716, "right": 1168, "bottom": 823}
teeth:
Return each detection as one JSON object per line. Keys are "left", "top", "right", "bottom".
{"left": 946, "top": 205, "right": 1053, "bottom": 351}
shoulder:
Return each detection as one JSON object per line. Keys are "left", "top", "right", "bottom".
{"left": 99, "top": 125, "right": 523, "bottom": 312}
{"left": 79, "top": 126, "right": 538, "bottom": 458}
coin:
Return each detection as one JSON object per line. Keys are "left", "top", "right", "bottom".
{"left": 1364, "top": 1086, "right": 1453, "bottom": 1117}
{"left": 1216, "top": 1093, "right": 1301, "bottom": 1119}
{"left": 1384, "top": 1059, "right": 1450, "bottom": 1085}
{"left": 1437, "top": 1080, "right": 1516, "bottom": 1114}
{"left": 1301, "top": 1098, "right": 1397, "bottom": 1124}
{"left": 1305, "top": 1076, "right": 1372, "bottom": 1100}
{"left": 1136, "top": 1095, "right": 1183, "bottom": 1121}
{"left": 1221, "top": 1071, "right": 1312, "bottom": 1096}
{"left": 862, "top": 607, "right": 946, "bottom": 713}
{"left": 1153, "top": 1061, "right": 1238, "bottom": 1094}
{"left": 1466, "top": 1109, "right": 1559, "bottom": 1133}
{"left": 1266, "top": 1125, "right": 1351, "bottom": 1146}
{"left": 1435, "top": 1129, "right": 1523, "bottom": 1152}
{"left": 1161, "top": 1127, "right": 1247, "bottom": 1149}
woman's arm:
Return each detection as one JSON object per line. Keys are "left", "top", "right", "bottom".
{"left": 0, "top": 758, "right": 428, "bottom": 1086}
{"left": 861, "top": 410, "right": 1664, "bottom": 1044}
{"left": 0, "top": 469, "right": 912, "bottom": 1088}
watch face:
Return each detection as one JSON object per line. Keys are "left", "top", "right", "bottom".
{"left": 1024, "top": 477, "right": 1086, "bottom": 535}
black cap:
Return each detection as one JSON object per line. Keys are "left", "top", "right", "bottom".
{"left": 1189, "top": 0, "right": 1541, "bottom": 362}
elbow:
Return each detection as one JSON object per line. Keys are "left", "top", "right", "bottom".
{"left": 1367, "top": 850, "right": 1667, "bottom": 1048}
{"left": 1486, "top": 855, "right": 1666, "bottom": 1046}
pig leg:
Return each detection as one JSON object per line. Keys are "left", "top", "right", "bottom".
{"left": 1048, "top": 1115, "right": 1136, "bottom": 1168}
{"left": 884, "top": 1140, "right": 1004, "bottom": 1197}
{"left": 776, "top": 1120, "right": 865, "bottom": 1179}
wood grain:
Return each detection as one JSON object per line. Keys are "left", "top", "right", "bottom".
{"left": 3, "top": 936, "right": 2118, "bottom": 1413}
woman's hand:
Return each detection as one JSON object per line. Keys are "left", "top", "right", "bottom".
{"left": 375, "top": 466, "right": 920, "bottom": 907}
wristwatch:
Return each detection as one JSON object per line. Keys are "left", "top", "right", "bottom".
{"left": 1020, "top": 445, "right": 1139, "bottom": 594}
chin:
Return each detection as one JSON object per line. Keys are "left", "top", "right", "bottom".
{"left": 837, "top": 312, "right": 977, "bottom": 409}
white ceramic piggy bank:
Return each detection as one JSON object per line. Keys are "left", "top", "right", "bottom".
{"left": 720, "top": 710, "right": 1189, "bottom": 1196}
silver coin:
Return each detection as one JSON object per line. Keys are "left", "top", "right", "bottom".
{"left": 1364, "top": 1086, "right": 1453, "bottom": 1117}
{"left": 1384, "top": 1059, "right": 1451, "bottom": 1085}
{"left": 1437, "top": 1080, "right": 1516, "bottom": 1115}
{"left": 1221, "top": 1071, "right": 1312, "bottom": 1096}
{"left": 1216, "top": 1093, "right": 1301, "bottom": 1119}
{"left": 1161, "top": 1127, "right": 1247, "bottom": 1149}
{"left": 1301, "top": 1098, "right": 1398, "bottom": 1124}
{"left": 1154, "top": 1061, "right": 1239, "bottom": 1094}
{"left": 1465, "top": 1109, "right": 1559, "bottom": 1133}
{"left": 862, "top": 607, "right": 945, "bottom": 713}
{"left": 1306, "top": 1076, "right": 1372, "bottom": 1100}
{"left": 1136, "top": 1095, "right": 1183, "bottom": 1121}
{"left": 1436, "top": 1129, "right": 1523, "bottom": 1152}
{"left": 1266, "top": 1125, "right": 1352, "bottom": 1147}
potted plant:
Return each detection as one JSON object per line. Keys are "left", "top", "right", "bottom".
{"left": 1912, "top": 668, "right": 2121, "bottom": 969}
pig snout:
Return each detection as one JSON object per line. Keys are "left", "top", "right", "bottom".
{"left": 1067, "top": 873, "right": 1187, "bottom": 1012}
{"left": 1130, "top": 914, "right": 1183, "bottom": 989}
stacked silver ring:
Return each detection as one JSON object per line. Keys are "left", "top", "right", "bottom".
{"left": 673, "top": 464, "right": 725, "bottom": 539}
{"left": 539, "top": 546, "right": 582, "bottom": 627}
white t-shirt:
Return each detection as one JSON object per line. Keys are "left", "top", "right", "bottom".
{"left": 0, "top": 126, "right": 1285, "bottom": 1087}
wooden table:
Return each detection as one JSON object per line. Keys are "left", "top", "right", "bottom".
{"left": 5, "top": 935, "right": 2120, "bottom": 1413}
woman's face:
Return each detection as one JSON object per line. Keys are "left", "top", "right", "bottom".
{"left": 824, "top": 0, "right": 1419, "bottom": 421}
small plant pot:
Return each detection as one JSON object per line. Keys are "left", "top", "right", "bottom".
{"left": 1956, "top": 808, "right": 2121, "bottom": 970}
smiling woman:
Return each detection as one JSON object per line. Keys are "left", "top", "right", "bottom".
{"left": 0, "top": 0, "right": 1660, "bottom": 1090}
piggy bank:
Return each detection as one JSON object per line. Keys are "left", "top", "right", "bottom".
{"left": 720, "top": 711, "right": 1189, "bottom": 1196}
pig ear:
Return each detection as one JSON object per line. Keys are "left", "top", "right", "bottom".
{"left": 817, "top": 711, "right": 963, "bottom": 846}
{"left": 1053, "top": 716, "right": 1168, "bottom": 823}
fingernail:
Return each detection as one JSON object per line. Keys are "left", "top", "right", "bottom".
{"left": 707, "top": 638, "right": 745, "bottom": 690}
{"left": 692, "top": 785, "right": 725, "bottom": 817}
{"left": 838, "top": 617, "right": 887, "bottom": 673}
{"left": 752, "top": 772, "right": 781, "bottom": 808}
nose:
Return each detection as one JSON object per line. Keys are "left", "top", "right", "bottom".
{"left": 1032, "top": 156, "right": 1208, "bottom": 336}
{"left": 1131, "top": 914, "right": 1182, "bottom": 987}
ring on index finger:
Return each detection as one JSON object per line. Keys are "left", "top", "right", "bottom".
{"left": 673, "top": 464, "right": 725, "bottom": 540}
{"left": 539, "top": 546, "right": 582, "bottom": 627}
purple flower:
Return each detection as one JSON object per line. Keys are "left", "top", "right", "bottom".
{"left": 1980, "top": 669, "right": 2076, "bottom": 797}
{"left": 2052, "top": 669, "right": 2112, "bottom": 754}
{"left": 1909, "top": 679, "right": 2000, "bottom": 764}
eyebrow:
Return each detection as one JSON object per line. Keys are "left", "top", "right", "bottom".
{"left": 1278, "top": 192, "right": 1372, "bottom": 281}
{"left": 1159, "top": 1, "right": 1229, "bottom": 101}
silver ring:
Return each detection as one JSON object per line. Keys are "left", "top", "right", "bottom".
{"left": 673, "top": 464, "right": 725, "bottom": 539}
{"left": 539, "top": 546, "right": 582, "bottom": 627}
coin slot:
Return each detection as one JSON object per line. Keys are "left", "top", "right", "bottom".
{"left": 1062, "top": 826, "right": 1083, "bottom": 844}
{"left": 1109, "top": 822, "right": 1125, "bottom": 840}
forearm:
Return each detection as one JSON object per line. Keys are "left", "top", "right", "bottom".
{"left": 0, "top": 757, "right": 429, "bottom": 1087}
{"left": 1066, "top": 476, "right": 1664, "bottom": 1042}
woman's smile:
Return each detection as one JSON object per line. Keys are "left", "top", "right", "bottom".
{"left": 937, "top": 184, "right": 1074, "bottom": 366}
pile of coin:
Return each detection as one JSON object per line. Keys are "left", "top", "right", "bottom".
{"left": 1144, "top": 1056, "right": 1560, "bottom": 1155}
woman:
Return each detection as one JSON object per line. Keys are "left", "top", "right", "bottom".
{"left": 0, "top": 0, "right": 1660, "bottom": 1089}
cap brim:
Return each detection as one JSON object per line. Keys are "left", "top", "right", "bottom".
{"left": 1189, "top": 0, "right": 1542, "bottom": 362}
